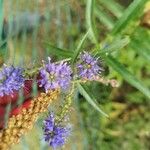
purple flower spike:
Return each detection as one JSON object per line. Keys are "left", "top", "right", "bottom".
{"left": 57, "top": 62, "right": 72, "bottom": 90}
{"left": 77, "top": 52, "right": 102, "bottom": 80}
{"left": 38, "top": 57, "right": 72, "bottom": 92}
{"left": 0, "top": 65, "right": 24, "bottom": 97}
{"left": 43, "top": 113, "right": 71, "bottom": 148}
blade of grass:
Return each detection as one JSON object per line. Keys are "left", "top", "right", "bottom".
{"left": 75, "top": 91, "right": 89, "bottom": 149}
{"left": 45, "top": 43, "right": 72, "bottom": 58}
{"left": 72, "top": 30, "right": 89, "bottom": 64}
{"left": 0, "top": 0, "right": 4, "bottom": 42}
{"left": 31, "top": 1, "right": 39, "bottom": 63}
{"left": 43, "top": 1, "right": 51, "bottom": 59}
{"left": 130, "top": 40, "right": 150, "bottom": 61}
{"left": 112, "top": 0, "right": 148, "bottom": 35}
{"left": 95, "top": 6, "right": 115, "bottom": 30}
{"left": 65, "top": 3, "right": 74, "bottom": 49}
{"left": 102, "top": 36, "right": 130, "bottom": 51}
{"left": 95, "top": 36, "right": 130, "bottom": 57}
{"left": 78, "top": 83, "right": 109, "bottom": 117}
{"left": 105, "top": 55, "right": 150, "bottom": 99}
{"left": 98, "top": 0, "right": 124, "bottom": 18}
{"left": 86, "top": 0, "right": 98, "bottom": 44}
{"left": 0, "top": 0, "right": 5, "bottom": 59}
{"left": 56, "top": 0, "right": 63, "bottom": 48}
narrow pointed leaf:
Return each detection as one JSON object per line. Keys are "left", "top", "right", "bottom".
{"left": 86, "top": 0, "right": 98, "bottom": 44}
{"left": 95, "top": 36, "right": 130, "bottom": 57}
{"left": 98, "top": 0, "right": 124, "bottom": 18}
{"left": 105, "top": 55, "right": 150, "bottom": 99}
{"left": 130, "top": 40, "right": 150, "bottom": 61}
{"left": 95, "top": 7, "right": 115, "bottom": 30}
{"left": 45, "top": 43, "right": 72, "bottom": 58}
{"left": 112, "top": 0, "right": 148, "bottom": 35}
{"left": 78, "top": 83, "right": 109, "bottom": 117}
{"left": 72, "top": 30, "right": 89, "bottom": 64}
{"left": 101, "top": 36, "right": 130, "bottom": 53}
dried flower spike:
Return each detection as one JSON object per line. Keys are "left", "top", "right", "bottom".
{"left": 77, "top": 52, "right": 103, "bottom": 80}
{"left": 0, "top": 65, "right": 24, "bottom": 97}
{"left": 0, "top": 89, "right": 60, "bottom": 150}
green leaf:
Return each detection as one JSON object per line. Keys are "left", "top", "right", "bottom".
{"left": 0, "top": 39, "right": 7, "bottom": 48}
{"left": 0, "top": 0, "right": 5, "bottom": 60}
{"left": 130, "top": 40, "right": 150, "bottom": 62}
{"left": 78, "top": 83, "right": 109, "bottom": 117}
{"left": 45, "top": 43, "right": 72, "bottom": 58}
{"left": 101, "top": 36, "right": 130, "bottom": 53}
{"left": 86, "top": 0, "right": 98, "bottom": 44}
{"left": 98, "top": 0, "right": 124, "bottom": 18}
{"left": 95, "top": 6, "right": 115, "bottom": 30}
{"left": 56, "top": 0, "right": 63, "bottom": 48}
{"left": 105, "top": 55, "right": 150, "bottom": 99}
{"left": 72, "top": 30, "right": 89, "bottom": 64}
{"left": 112, "top": 0, "right": 148, "bottom": 35}
{"left": 0, "top": 0, "right": 4, "bottom": 42}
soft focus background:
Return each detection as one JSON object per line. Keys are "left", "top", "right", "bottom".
{"left": 0, "top": 0, "right": 150, "bottom": 150}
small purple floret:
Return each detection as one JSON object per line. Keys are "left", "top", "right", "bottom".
{"left": 0, "top": 65, "right": 24, "bottom": 97}
{"left": 77, "top": 52, "right": 102, "bottom": 80}
{"left": 43, "top": 113, "right": 71, "bottom": 148}
{"left": 38, "top": 57, "right": 72, "bottom": 92}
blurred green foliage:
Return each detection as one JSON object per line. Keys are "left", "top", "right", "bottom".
{"left": 0, "top": 0, "right": 150, "bottom": 150}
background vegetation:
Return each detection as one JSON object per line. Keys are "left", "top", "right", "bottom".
{"left": 0, "top": 0, "right": 150, "bottom": 149}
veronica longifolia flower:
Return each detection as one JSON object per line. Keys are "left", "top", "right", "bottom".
{"left": 0, "top": 65, "right": 24, "bottom": 97}
{"left": 43, "top": 113, "right": 71, "bottom": 148}
{"left": 77, "top": 52, "right": 102, "bottom": 80}
{"left": 38, "top": 57, "right": 72, "bottom": 92}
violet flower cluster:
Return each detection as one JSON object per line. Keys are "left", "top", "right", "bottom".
{"left": 76, "top": 52, "right": 102, "bottom": 80}
{"left": 0, "top": 65, "right": 24, "bottom": 97}
{"left": 38, "top": 57, "right": 72, "bottom": 92}
{"left": 41, "top": 53, "right": 102, "bottom": 148}
{"left": 0, "top": 52, "right": 102, "bottom": 148}
{"left": 0, "top": 53, "right": 102, "bottom": 97}
{"left": 39, "top": 53, "right": 102, "bottom": 92}
{"left": 43, "top": 113, "right": 71, "bottom": 148}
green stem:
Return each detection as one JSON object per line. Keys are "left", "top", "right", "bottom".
{"left": 56, "top": 83, "right": 75, "bottom": 124}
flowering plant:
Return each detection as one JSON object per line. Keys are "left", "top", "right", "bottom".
{"left": 0, "top": 51, "right": 118, "bottom": 149}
